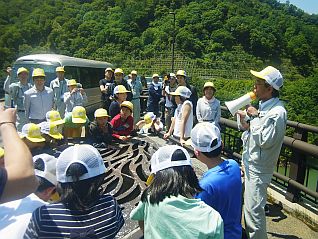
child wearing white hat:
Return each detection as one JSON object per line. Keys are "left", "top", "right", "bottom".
{"left": 24, "top": 145, "right": 124, "bottom": 238}
{"left": 130, "top": 145, "right": 224, "bottom": 238}
{"left": 191, "top": 122, "right": 242, "bottom": 239}
{"left": 0, "top": 154, "right": 58, "bottom": 239}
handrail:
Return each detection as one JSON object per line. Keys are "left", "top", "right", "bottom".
{"left": 220, "top": 106, "right": 318, "bottom": 133}
{"left": 219, "top": 118, "right": 318, "bottom": 158}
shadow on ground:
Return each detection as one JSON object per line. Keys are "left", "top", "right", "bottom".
{"left": 267, "top": 202, "right": 288, "bottom": 222}
{"left": 267, "top": 232, "right": 301, "bottom": 239}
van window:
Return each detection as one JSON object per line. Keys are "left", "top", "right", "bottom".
{"left": 77, "top": 67, "right": 104, "bottom": 89}
{"left": 11, "top": 64, "right": 57, "bottom": 86}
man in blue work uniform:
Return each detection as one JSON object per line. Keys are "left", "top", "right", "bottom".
{"left": 9, "top": 67, "right": 32, "bottom": 131}
{"left": 50, "top": 66, "right": 68, "bottom": 118}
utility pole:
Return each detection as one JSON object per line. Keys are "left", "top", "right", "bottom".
{"left": 169, "top": 11, "right": 176, "bottom": 73}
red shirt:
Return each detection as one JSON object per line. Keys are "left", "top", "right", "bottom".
{"left": 110, "top": 114, "right": 133, "bottom": 139}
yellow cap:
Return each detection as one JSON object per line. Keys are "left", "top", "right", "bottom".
{"left": 32, "top": 68, "right": 46, "bottom": 78}
{"left": 114, "top": 85, "right": 131, "bottom": 94}
{"left": 131, "top": 70, "right": 137, "bottom": 75}
{"left": 152, "top": 73, "right": 159, "bottom": 78}
{"left": 40, "top": 122, "right": 63, "bottom": 140}
{"left": 20, "top": 123, "right": 45, "bottom": 143}
{"left": 46, "top": 110, "right": 65, "bottom": 125}
{"left": 17, "top": 67, "right": 29, "bottom": 75}
{"left": 105, "top": 67, "right": 114, "bottom": 72}
{"left": 94, "top": 108, "right": 109, "bottom": 118}
{"left": 204, "top": 82, "right": 216, "bottom": 90}
{"left": 0, "top": 147, "right": 4, "bottom": 158}
{"left": 144, "top": 112, "right": 156, "bottom": 129}
{"left": 72, "top": 106, "right": 87, "bottom": 124}
{"left": 121, "top": 101, "right": 133, "bottom": 112}
{"left": 56, "top": 66, "right": 65, "bottom": 72}
{"left": 114, "top": 68, "right": 124, "bottom": 74}
{"left": 176, "top": 70, "right": 186, "bottom": 77}
{"left": 67, "top": 79, "right": 77, "bottom": 86}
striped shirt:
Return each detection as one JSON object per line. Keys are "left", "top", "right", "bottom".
{"left": 24, "top": 194, "right": 124, "bottom": 239}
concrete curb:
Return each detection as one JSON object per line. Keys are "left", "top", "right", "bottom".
{"left": 119, "top": 228, "right": 143, "bottom": 239}
{"left": 268, "top": 184, "right": 318, "bottom": 232}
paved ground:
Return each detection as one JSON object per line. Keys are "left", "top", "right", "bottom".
{"left": 265, "top": 202, "right": 318, "bottom": 239}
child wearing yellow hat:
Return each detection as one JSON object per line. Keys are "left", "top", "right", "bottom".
{"left": 88, "top": 108, "right": 113, "bottom": 147}
{"left": 110, "top": 101, "right": 134, "bottom": 141}
{"left": 63, "top": 79, "right": 87, "bottom": 114}
{"left": 109, "top": 85, "right": 130, "bottom": 119}
{"left": 39, "top": 121, "right": 64, "bottom": 148}
{"left": 63, "top": 106, "right": 89, "bottom": 139}
{"left": 20, "top": 123, "right": 46, "bottom": 155}
{"left": 136, "top": 112, "right": 163, "bottom": 135}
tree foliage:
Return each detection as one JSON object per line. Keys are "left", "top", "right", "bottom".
{"left": 1, "top": 0, "right": 318, "bottom": 126}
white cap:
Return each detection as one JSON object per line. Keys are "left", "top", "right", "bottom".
{"left": 191, "top": 122, "right": 222, "bottom": 152}
{"left": 33, "top": 154, "right": 58, "bottom": 186}
{"left": 169, "top": 73, "right": 176, "bottom": 78}
{"left": 170, "top": 86, "right": 192, "bottom": 98}
{"left": 57, "top": 144, "right": 106, "bottom": 183}
{"left": 250, "top": 66, "right": 283, "bottom": 91}
{"left": 151, "top": 145, "right": 192, "bottom": 174}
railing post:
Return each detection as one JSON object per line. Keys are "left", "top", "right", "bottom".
{"left": 285, "top": 127, "right": 308, "bottom": 202}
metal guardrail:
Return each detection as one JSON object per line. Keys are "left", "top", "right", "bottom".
{"left": 220, "top": 106, "right": 318, "bottom": 134}
{"left": 219, "top": 115, "right": 318, "bottom": 204}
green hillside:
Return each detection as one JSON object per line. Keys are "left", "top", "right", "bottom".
{"left": 1, "top": 0, "right": 318, "bottom": 127}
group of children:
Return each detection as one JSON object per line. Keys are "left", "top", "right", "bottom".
{"left": 0, "top": 119, "right": 241, "bottom": 239}
{"left": 0, "top": 66, "right": 241, "bottom": 238}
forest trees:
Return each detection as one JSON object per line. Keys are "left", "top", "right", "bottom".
{"left": 0, "top": 0, "right": 318, "bottom": 125}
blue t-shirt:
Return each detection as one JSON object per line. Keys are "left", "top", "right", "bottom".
{"left": 196, "top": 159, "right": 242, "bottom": 239}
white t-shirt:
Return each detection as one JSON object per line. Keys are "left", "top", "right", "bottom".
{"left": 0, "top": 193, "right": 47, "bottom": 239}
{"left": 173, "top": 100, "right": 193, "bottom": 138}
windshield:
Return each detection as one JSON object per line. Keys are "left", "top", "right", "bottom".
{"left": 11, "top": 63, "right": 59, "bottom": 86}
